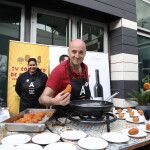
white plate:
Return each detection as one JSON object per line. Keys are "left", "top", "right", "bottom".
{"left": 13, "top": 143, "right": 43, "bottom": 150}
{"left": 78, "top": 137, "right": 108, "bottom": 150}
{"left": 101, "top": 132, "right": 130, "bottom": 143}
{"left": 138, "top": 125, "right": 150, "bottom": 133}
{"left": 122, "top": 128, "right": 147, "bottom": 138}
{"left": 32, "top": 132, "right": 60, "bottom": 145}
{"left": 0, "top": 144, "right": 15, "bottom": 150}
{"left": 1, "top": 134, "right": 31, "bottom": 146}
{"left": 44, "top": 142, "right": 76, "bottom": 150}
{"left": 60, "top": 130, "right": 87, "bottom": 140}
{"left": 126, "top": 116, "right": 145, "bottom": 123}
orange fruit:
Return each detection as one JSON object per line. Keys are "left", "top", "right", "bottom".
{"left": 143, "top": 83, "right": 150, "bottom": 90}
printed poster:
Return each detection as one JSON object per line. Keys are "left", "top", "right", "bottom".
{"left": 7, "top": 41, "right": 49, "bottom": 114}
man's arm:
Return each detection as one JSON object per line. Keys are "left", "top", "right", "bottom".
{"left": 39, "top": 87, "right": 70, "bottom": 106}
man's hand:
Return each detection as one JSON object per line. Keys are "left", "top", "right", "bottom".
{"left": 53, "top": 91, "right": 70, "bottom": 106}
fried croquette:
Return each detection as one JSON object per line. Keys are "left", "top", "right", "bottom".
{"left": 133, "top": 116, "right": 139, "bottom": 123}
{"left": 127, "top": 107, "right": 132, "bottom": 112}
{"left": 64, "top": 84, "right": 72, "bottom": 93}
{"left": 146, "top": 123, "right": 150, "bottom": 131}
{"left": 129, "top": 111, "right": 134, "bottom": 117}
{"left": 14, "top": 112, "right": 47, "bottom": 123}
{"left": 118, "top": 113, "right": 124, "bottom": 119}
{"left": 128, "top": 128, "right": 139, "bottom": 135}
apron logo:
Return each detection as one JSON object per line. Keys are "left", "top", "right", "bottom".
{"left": 29, "top": 82, "right": 34, "bottom": 87}
{"left": 80, "top": 85, "right": 86, "bottom": 95}
{"left": 85, "top": 82, "right": 89, "bottom": 87}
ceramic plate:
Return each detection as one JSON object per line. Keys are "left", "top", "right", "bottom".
{"left": 0, "top": 144, "right": 15, "bottom": 150}
{"left": 122, "top": 128, "right": 147, "bottom": 138}
{"left": 138, "top": 125, "right": 150, "bottom": 133}
{"left": 101, "top": 132, "right": 130, "bottom": 143}
{"left": 13, "top": 143, "right": 43, "bottom": 150}
{"left": 126, "top": 116, "right": 145, "bottom": 123}
{"left": 60, "top": 130, "right": 87, "bottom": 140}
{"left": 1, "top": 134, "right": 31, "bottom": 146}
{"left": 78, "top": 137, "right": 108, "bottom": 150}
{"left": 44, "top": 142, "right": 76, "bottom": 150}
{"left": 32, "top": 132, "right": 60, "bottom": 145}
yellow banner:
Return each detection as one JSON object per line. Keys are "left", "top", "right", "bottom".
{"left": 7, "top": 41, "right": 49, "bottom": 115}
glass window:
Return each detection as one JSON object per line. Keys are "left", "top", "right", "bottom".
{"left": 77, "top": 21, "right": 104, "bottom": 52}
{"left": 36, "top": 13, "right": 69, "bottom": 46}
{"left": 0, "top": 4, "right": 21, "bottom": 106}
{"left": 136, "top": 0, "right": 150, "bottom": 30}
{"left": 138, "top": 35, "right": 150, "bottom": 88}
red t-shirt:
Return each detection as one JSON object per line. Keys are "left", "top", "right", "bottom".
{"left": 46, "top": 60, "right": 88, "bottom": 97}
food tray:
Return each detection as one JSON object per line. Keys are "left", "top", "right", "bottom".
{"left": 2, "top": 108, "right": 55, "bottom": 132}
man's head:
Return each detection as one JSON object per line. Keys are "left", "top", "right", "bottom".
{"left": 59, "top": 54, "right": 69, "bottom": 64}
{"left": 68, "top": 39, "right": 86, "bottom": 67}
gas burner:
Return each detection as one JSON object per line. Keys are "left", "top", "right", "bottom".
{"left": 67, "top": 112, "right": 117, "bottom": 132}
{"left": 69, "top": 113, "right": 116, "bottom": 124}
{"left": 79, "top": 114, "right": 105, "bottom": 121}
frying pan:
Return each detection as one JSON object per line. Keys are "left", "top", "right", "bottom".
{"left": 70, "top": 92, "right": 119, "bottom": 116}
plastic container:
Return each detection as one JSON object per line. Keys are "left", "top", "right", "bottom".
{"left": 0, "top": 107, "right": 10, "bottom": 123}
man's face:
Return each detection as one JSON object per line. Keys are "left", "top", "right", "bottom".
{"left": 68, "top": 41, "right": 86, "bottom": 66}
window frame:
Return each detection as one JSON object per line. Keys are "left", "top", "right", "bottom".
{"left": 31, "top": 7, "right": 108, "bottom": 53}
{"left": 137, "top": 29, "right": 150, "bottom": 88}
{"left": 31, "top": 7, "right": 71, "bottom": 45}
{"left": 0, "top": 0, "right": 25, "bottom": 41}
{"left": 79, "top": 19, "right": 108, "bottom": 53}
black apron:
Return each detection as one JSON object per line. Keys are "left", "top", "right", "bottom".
{"left": 20, "top": 73, "right": 44, "bottom": 111}
{"left": 53, "top": 62, "right": 91, "bottom": 118}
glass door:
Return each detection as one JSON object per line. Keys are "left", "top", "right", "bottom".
{"left": 0, "top": 3, "right": 24, "bottom": 106}
{"left": 138, "top": 35, "right": 150, "bottom": 88}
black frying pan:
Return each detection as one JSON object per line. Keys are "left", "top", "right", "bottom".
{"left": 69, "top": 92, "right": 119, "bottom": 116}
{"left": 70, "top": 100, "right": 113, "bottom": 116}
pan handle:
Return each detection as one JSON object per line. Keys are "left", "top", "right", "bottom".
{"left": 104, "top": 92, "right": 119, "bottom": 102}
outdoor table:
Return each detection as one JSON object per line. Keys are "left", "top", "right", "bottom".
{"left": 1, "top": 116, "right": 150, "bottom": 150}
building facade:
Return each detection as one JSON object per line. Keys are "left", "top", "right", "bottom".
{"left": 0, "top": 0, "right": 149, "bottom": 107}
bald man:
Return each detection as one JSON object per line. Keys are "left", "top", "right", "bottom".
{"left": 39, "top": 39, "right": 91, "bottom": 117}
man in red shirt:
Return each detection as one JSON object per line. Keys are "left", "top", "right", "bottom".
{"left": 39, "top": 39, "right": 91, "bottom": 117}
{"left": 59, "top": 54, "right": 69, "bottom": 64}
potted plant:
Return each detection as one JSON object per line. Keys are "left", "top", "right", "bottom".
{"left": 128, "top": 75, "right": 150, "bottom": 105}
{"left": 128, "top": 87, "right": 150, "bottom": 120}
{"left": 128, "top": 89, "right": 150, "bottom": 106}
